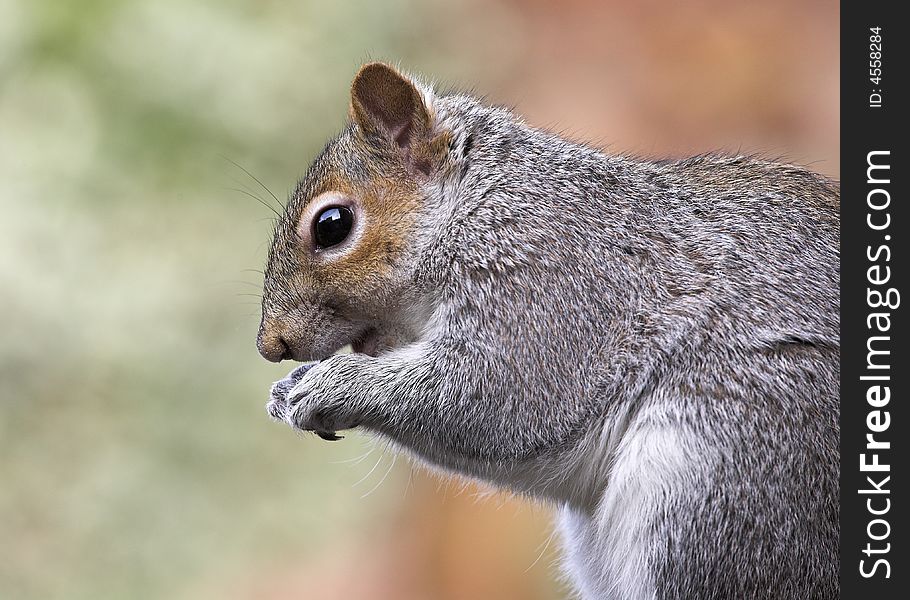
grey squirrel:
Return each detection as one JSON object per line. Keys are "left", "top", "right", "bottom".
{"left": 257, "top": 62, "right": 839, "bottom": 599}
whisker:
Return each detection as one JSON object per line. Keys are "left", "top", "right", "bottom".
{"left": 403, "top": 464, "right": 414, "bottom": 499}
{"left": 353, "top": 452, "right": 385, "bottom": 488}
{"left": 524, "top": 527, "right": 557, "bottom": 573}
{"left": 361, "top": 453, "right": 397, "bottom": 498}
{"left": 224, "top": 186, "right": 282, "bottom": 219}
{"left": 332, "top": 446, "right": 375, "bottom": 465}
{"left": 221, "top": 155, "right": 285, "bottom": 210}
{"left": 214, "top": 280, "right": 262, "bottom": 288}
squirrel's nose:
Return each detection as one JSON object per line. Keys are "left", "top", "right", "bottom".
{"left": 257, "top": 329, "right": 295, "bottom": 363}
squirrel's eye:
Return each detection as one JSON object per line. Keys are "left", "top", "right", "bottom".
{"left": 313, "top": 206, "right": 354, "bottom": 249}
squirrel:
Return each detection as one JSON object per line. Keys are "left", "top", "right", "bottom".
{"left": 257, "top": 62, "right": 839, "bottom": 600}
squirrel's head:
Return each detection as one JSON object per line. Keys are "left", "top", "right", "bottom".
{"left": 257, "top": 63, "right": 455, "bottom": 362}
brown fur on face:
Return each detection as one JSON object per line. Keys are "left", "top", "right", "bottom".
{"left": 257, "top": 63, "right": 448, "bottom": 362}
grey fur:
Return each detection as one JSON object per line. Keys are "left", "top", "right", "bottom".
{"left": 261, "top": 71, "right": 839, "bottom": 599}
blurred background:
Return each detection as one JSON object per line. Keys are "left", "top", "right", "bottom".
{"left": 0, "top": 1, "right": 837, "bottom": 598}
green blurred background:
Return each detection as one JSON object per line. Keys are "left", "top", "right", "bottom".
{"left": 0, "top": 1, "right": 837, "bottom": 598}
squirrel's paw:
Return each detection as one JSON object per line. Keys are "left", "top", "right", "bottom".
{"left": 266, "top": 362, "right": 317, "bottom": 421}
{"left": 283, "top": 355, "right": 362, "bottom": 440}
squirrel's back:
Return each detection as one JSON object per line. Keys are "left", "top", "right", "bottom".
{"left": 433, "top": 95, "right": 838, "bottom": 402}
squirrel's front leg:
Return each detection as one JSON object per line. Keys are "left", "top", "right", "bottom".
{"left": 274, "top": 339, "right": 588, "bottom": 495}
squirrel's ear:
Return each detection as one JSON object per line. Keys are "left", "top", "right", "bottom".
{"left": 350, "top": 63, "right": 436, "bottom": 166}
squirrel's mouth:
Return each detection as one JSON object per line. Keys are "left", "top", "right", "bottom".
{"left": 350, "top": 327, "right": 381, "bottom": 357}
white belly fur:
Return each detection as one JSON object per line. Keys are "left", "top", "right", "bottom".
{"left": 558, "top": 413, "right": 713, "bottom": 600}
